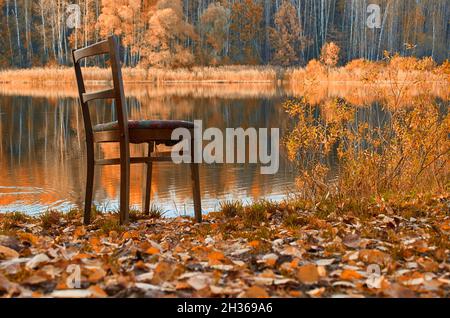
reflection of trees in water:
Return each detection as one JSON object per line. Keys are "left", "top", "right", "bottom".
{"left": 2, "top": 86, "right": 445, "bottom": 213}
{"left": 0, "top": 96, "right": 84, "bottom": 209}
{"left": 0, "top": 93, "right": 293, "bottom": 213}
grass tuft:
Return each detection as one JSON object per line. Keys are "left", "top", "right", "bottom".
{"left": 219, "top": 200, "right": 244, "bottom": 218}
{"left": 40, "top": 211, "right": 63, "bottom": 229}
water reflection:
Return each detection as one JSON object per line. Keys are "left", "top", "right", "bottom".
{"left": 0, "top": 86, "right": 295, "bottom": 216}
{"left": 0, "top": 83, "right": 447, "bottom": 216}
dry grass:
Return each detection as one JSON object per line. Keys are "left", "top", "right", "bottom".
{"left": 0, "top": 66, "right": 278, "bottom": 84}
{"left": 1, "top": 57, "right": 447, "bottom": 86}
{"left": 284, "top": 91, "right": 450, "bottom": 216}
{"left": 288, "top": 56, "right": 449, "bottom": 84}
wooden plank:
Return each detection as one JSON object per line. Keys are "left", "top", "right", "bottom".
{"left": 73, "top": 40, "right": 110, "bottom": 62}
{"left": 95, "top": 156, "right": 174, "bottom": 166}
{"left": 82, "top": 88, "right": 115, "bottom": 103}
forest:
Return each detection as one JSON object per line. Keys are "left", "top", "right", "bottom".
{"left": 0, "top": 0, "right": 448, "bottom": 69}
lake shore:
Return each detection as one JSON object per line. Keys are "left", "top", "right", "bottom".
{"left": 0, "top": 195, "right": 449, "bottom": 298}
{"left": 0, "top": 61, "right": 447, "bottom": 85}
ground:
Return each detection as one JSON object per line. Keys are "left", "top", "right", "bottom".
{"left": 0, "top": 196, "right": 449, "bottom": 298}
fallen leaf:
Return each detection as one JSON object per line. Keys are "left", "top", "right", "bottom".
{"left": 136, "top": 272, "right": 153, "bottom": 282}
{"left": 0, "top": 273, "right": 13, "bottom": 292}
{"left": 231, "top": 248, "right": 250, "bottom": 256}
{"left": 175, "top": 281, "right": 191, "bottom": 290}
{"left": 17, "top": 233, "right": 39, "bottom": 245}
{"left": 144, "top": 247, "right": 160, "bottom": 255}
{"left": 315, "top": 258, "right": 335, "bottom": 266}
{"left": 87, "top": 267, "right": 106, "bottom": 283}
{"left": 50, "top": 289, "right": 93, "bottom": 298}
{"left": 383, "top": 283, "right": 416, "bottom": 298}
{"left": 340, "top": 269, "right": 364, "bottom": 281}
{"left": 0, "top": 235, "right": 21, "bottom": 251}
{"left": 0, "top": 245, "right": 19, "bottom": 260}
{"left": 342, "top": 234, "right": 361, "bottom": 249}
{"left": 332, "top": 281, "right": 356, "bottom": 288}
{"left": 210, "top": 264, "right": 234, "bottom": 271}
{"left": 151, "top": 262, "right": 175, "bottom": 284}
{"left": 280, "top": 246, "right": 303, "bottom": 258}
{"left": 210, "top": 285, "right": 242, "bottom": 295}
{"left": 88, "top": 285, "right": 108, "bottom": 297}
{"left": 359, "top": 249, "right": 391, "bottom": 265}
{"left": 72, "top": 253, "right": 92, "bottom": 260}
{"left": 122, "top": 231, "right": 139, "bottom": 240}
{"left": 417, "top": 258, "right": 439, "bottom": 272}
{"left": 208, "top": 251, "right": 226, "bottom": 265}
{"left": 243, "top": 285, "right": 269, "bottom": 298}
{"left": 307, "top": 287, "right": 325, "bottom": 298}
{"left": 187, "top": 274, "right": 211, "bottom": 290}
{"left": 26, "top": 254, "right": 50, "bottom": 269}
{"left": 23, "top": 274, "right": 49, "bottom": 286}
{"left": 73, "top": 226, "right": 86, "bottom": 238}
{"left": 262, "top": 253, "right": 278, "bottom": 266}
{"left": 248, "top": 240, "right": 261, "bottom": 248}
{"left": 296, "top": 264, "right": 319, "bottom": 284}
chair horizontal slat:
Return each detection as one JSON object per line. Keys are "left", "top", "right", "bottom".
{"left": 93, "top": 129, "right": 179, "bottom": 143}
{"left": 82, "top": 89, "right": 115, "bottom": 103}
{"left": 95, "top": 156, "right": 174, "bottom": 166}
{"left": 73, "top": 40, "right": 110, "bottom": 62}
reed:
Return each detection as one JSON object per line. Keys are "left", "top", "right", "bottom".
{"left": 0, "top": 66, "right": 278, "bottom": 84}
{"left": 1, "top": 58, "right": 447, "bottom": 85}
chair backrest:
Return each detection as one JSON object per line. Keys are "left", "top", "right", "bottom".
{"left": 72, "top": 36, "right": 128, "bottom": 142}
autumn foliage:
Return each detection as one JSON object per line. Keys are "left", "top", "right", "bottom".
{"left": 284, "top": 90, "right": 449, "bottom": 210}
{"left": 269, "top": 1, "right": 307, "bottom": 66}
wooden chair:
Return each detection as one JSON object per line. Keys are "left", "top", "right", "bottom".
{"left": 72, "top": 36, "right": 202, "bottom": 225}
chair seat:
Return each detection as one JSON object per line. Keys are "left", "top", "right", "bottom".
{"left": 93, "top": 120, "right": 195, "bottom": 132}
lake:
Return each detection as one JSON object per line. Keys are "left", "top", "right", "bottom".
{"left": 0, "top": 82, "right": 447, "bottom": 216}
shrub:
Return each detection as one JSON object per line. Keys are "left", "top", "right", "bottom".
{"left": 284, "top": 94, "right": 450, "bottom": 212}
{"left": 219, "top": 200, "right": 244, "bottom": 218}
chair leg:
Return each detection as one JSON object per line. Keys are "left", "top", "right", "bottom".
{"left": 84, "top": 157, "right": 95, "bottom": 225}
{"left": 190, "top": 162, "right": 202, "bottom": 223}
{"left": 144, "top": 142, "right": 153, "bottom": 214}
{"left": 119, "top": 144, "right": 130, "bottom": 225}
